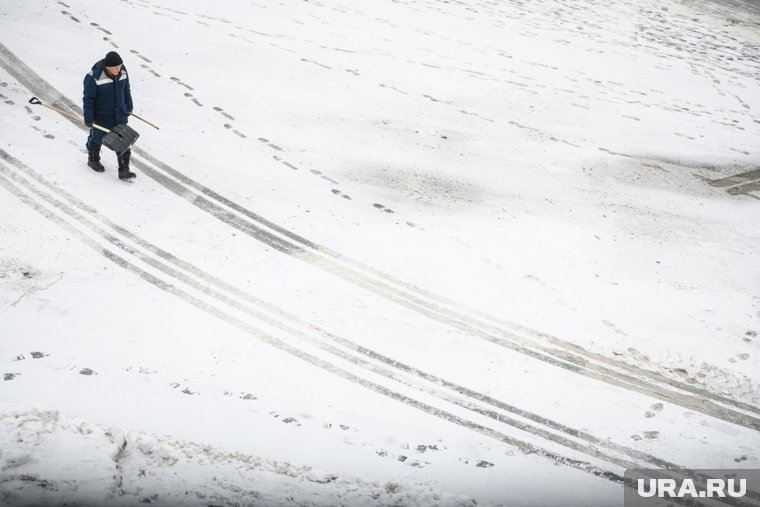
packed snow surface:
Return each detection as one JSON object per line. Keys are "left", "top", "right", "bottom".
{"left": 0, "top": 0, "right": 759, "bottom": 505}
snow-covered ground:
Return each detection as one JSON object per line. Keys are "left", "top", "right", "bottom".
{"left": 0, "top": 0, "right": 759, "bottom": 505}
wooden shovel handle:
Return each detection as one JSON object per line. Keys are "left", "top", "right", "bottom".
{"left": 91, "top": 123, "right": 110, "bottom": 133}
{"left": 129, "top": 112, "right": 159, "bottom": 130}
{"left": 28, "top": 96, "right": 110, "bottom": 132}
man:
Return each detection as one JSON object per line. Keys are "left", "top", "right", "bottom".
{"left": 82, "top": 51, "right": 136, "bottom": 180}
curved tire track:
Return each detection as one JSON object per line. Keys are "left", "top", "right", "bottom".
{"left": 0, "top": 150, "right": 627, "bottom": 484}
{"left": 9, "top": 147, "right": 760, "bottom": 507}
{"left": 1, "top": 42, "right": 758, "bottom": 434}
{"left": 0, "top": 146, "right": 710, "bottom": 475}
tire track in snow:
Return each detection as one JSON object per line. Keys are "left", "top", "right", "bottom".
{"left": 0, "top": 147, "right": 699, "bottom": 476}
{"left": 129, "top": 147, "right": 760, "bottom": 431}
{"left": 7, "top": 147, "right": 760, "bottom": 507}
{"left": 0, "top": 151, "right": 626, "bottom": 484}
{"left": 1, "top": 42, "right": 758, "bottom": 434}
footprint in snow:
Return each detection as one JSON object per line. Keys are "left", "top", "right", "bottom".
{"left": 458, "top": 457, "right": 495, "bottom": 468}
{"left": 213, "top": 106, "right": 235, "bottom": 120}
{"left": 171, "top": 77, "right": 194, "bottom": 90}
{"left": 331, "top": 189, "right": 352, "bottom": 200}
{"left": 90, "top": 22, "right": 113, "bottom": 35}
{"left": 123, "top": 366, "right": 157, "bottom": 374}
{"left": 728, "top": 353, "right": 750, "bottom": 363}
{"left": 15, "top": 351, "right": 49, "bottom": 361}
{"left": 272, "top": 155, "right": 300, "bottom": 171}
{"left": 376, "top": 449, "right": 431, "bottom": 468}
{"left": 223, "top": 123, "right": 247, "bottom": 138}
{"left": 644, "top": 402, "right": 664, "bottom": 418}
{"left": 322, "top": 423, "right": 355, "bottom": 432}
{"left": 65, "top": 365, "right": 97, "bottom": 376}
{"left": 61, "top": 11, "right": 81, "bottom": 23}
{"left": 223, "top": 391, "right": 257, "bottom": 401}
{"left": 103, "top": 37, "right": 119, "bottom": 49}
{"left": 129, "top": 49, "right": 152, "bottom": 63}
{"left": 300, "top": 58, "right": 332, "bottom": 70}
{"left": 373, "top": 203, "right": 395, "bottom": 214}
{"left": 632, "top": 431, "right": 660, "bottom": 440}
{"left": 139, "top": 63, "right": 161, "bottom": 78}
{"left": 183, "top": 92, "right": 203, "bottom": 107}
{"left": 29, "top": 125, "right": 56, "bottom": 139}
{"left": 255, "top": 137, "right": 285, "bottom": 151}
{"left": 169, "top": 382, "right": 197, "bottom": 395}
{"left": 269, "top": 411, "right": 302, "bottom": 426}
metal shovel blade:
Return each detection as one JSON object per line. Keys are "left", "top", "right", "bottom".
{"left": 102, "top": 123, "right": 140, "bottom": 152}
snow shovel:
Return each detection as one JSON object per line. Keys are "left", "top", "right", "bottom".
{"left": 97, "top": 123, "right": 140, "bottom": 152}
{"left": 28, "top": 96, "right": 140, "bottom": 152}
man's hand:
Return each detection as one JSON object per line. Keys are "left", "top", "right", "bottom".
{"left": 85, "top": 120, "right": 93, "bottom": 128}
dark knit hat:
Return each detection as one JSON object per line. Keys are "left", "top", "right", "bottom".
{"left": 103, "top": 51, "right": 123, "bottom": 67}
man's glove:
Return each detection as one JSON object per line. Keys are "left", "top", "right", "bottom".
{"left": 85, "top": 120, "right": 93, "bottom": 128}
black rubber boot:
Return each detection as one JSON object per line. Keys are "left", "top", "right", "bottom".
{"left": 87, "top": 150, "right": 105, "bottom": 172}
{"left": 117, "top": 153, "right": 136, "bottom": 180}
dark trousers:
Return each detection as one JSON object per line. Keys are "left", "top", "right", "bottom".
{"left": 86, "top": 128, "right": 131, "bottom": 157}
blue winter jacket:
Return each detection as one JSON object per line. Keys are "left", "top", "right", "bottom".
{"left": 83, "top": 60, "right": 133, "bottom": 128}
